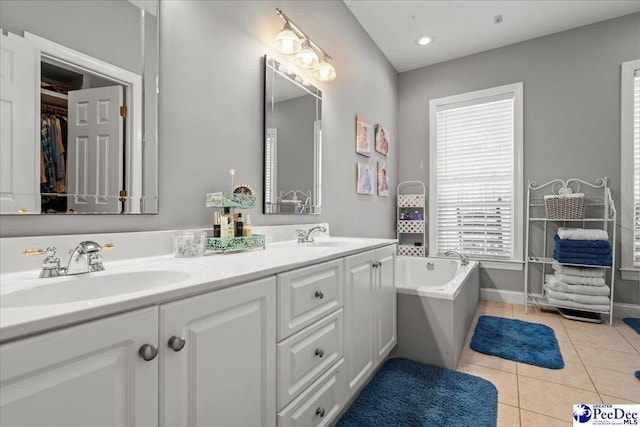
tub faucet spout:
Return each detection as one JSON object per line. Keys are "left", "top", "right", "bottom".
{"left": 444, "top": 251, "right": 470, "bottom": 266}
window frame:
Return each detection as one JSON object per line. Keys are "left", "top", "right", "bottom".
{"left": 429, "top": 82, "right": 524, "bottom": 271}
{"left": 620, "top": 59, "right": 640, "bottom": 281}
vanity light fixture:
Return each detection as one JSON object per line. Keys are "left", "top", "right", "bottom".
{"left": 275, "top": 8, "right": 336, "bottom": 82}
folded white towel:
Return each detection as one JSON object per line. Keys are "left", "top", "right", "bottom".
{"left": 546, "top": 296, "right": 610, "bottom": 313}
{"left": 551, "top": 261, "right": 605, "bottom": 278}
{"left": 557, "top": 227, "right": 609, "bottom": 241}
{"left": 545, "top": 287, "right": 610, "bottom": 305}
{"left": 545, "top": 275, "right": 610, "bottom": 296}
{"left": 554, "top": 273, "right": 605, "bottom": 287}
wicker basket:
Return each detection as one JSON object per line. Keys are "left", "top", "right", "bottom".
{"left": 544, "top": 193, "right": 586, "bottom": 219}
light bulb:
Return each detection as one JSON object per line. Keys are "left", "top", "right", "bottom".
{"left": 294, "top": 42, "right": 319, "bottom": 69}
{"left": 312, "top": 59, "right": 336, "bottom": 82}
{"left": 417, "top": 35, "right": 433, "bottom": 46}
{"left": 274, "top": 22, "right": 302, "bottom": 55}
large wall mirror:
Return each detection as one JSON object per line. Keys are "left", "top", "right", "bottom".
{"left": 0, "top": 0, "right": 159, "bottom": 215}
{"left": 263, "top": 56, "right": 322, "bottom": 215}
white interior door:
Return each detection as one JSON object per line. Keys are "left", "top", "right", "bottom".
{"left": 0, "top": 31, "right": 38, "bottom": 214}
{"left": 67, "top": 85, "right": 123, "bottom": 213}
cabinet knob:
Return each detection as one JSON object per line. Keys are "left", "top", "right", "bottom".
{"left": 314, "top": 348, "right": 324, "bottom": 358}
{"left": 168, "top": 336, "right": 186, "bottom": 352}
{"left": 138, "top": 344, "right": 158, "bottom": 361}
{"left": 372, "top": 261, "right": 381, "bottom": 268}
{"left": 316, "top": 407, "right": 325, "bottom": 418}
{"left": 314, "top": 290, "right": 324, "bottom": 299}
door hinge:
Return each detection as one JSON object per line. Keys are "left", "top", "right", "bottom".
{"left": 120, "top": 106, "right": 128, "bottom": 118}
{"left": 119, "top": 190, "right": 127, "bottom": 202}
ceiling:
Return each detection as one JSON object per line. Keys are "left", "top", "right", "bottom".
{"left": 344, "top": 1, "right": 640, "bottom": 73}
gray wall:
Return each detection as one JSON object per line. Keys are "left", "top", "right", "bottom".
{"left": 398, "top": 13, "right": 640, "bottom": 304}
{"left": 0, "top": 1, "right": 398, "bottom": 238}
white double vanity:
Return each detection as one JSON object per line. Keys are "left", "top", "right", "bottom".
{"left": 0, "top": 227, "right": 396, "bottom": 427}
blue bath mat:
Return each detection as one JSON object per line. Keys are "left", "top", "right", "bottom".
{"left": 337, "top": 357, "right": 497, "bottom": 427}
{"left": 623, "top": 318, "right": 640, "bottom": 334}
{"left": 635, "top": 370, "right": 640, "bottom": 381}
{"left": 470, "top": 315, "right": 564, "bottom": 369}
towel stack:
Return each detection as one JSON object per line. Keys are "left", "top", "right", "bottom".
{"left": 544, "top": 263, "right": 610, "bottom": 312}
{"left": 552, "top": 228, "right": 612, "bottom": 266}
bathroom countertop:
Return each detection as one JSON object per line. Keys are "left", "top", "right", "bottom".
{"left": 0, "top": 236, "right": 396, "bottom": 343}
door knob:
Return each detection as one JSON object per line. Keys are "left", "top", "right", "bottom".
{"left": 138, "top": 344, "right": 158, "bottom": 361}
{"left": 168, "top": 336, "right": 186, "bottom": 352}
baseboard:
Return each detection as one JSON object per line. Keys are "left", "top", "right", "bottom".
{"left": 480, "top": 288, "right": 525, "bottom": 306}
{"left": 480, "top": 288, "right": 640, "bottom": 319}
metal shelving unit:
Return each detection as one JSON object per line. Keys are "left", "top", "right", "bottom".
{"left": 397, "top": 181, "right": 426, "bottom": 257}
{"left": 524, "top": 177, "right": 616, "bottom": 324}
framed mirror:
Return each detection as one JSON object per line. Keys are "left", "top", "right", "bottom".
{"left": 263, "top": 56, "right": 322, "bottom": 215}
{"left": 0, "top": 0, "right": 159, "bottom": 214}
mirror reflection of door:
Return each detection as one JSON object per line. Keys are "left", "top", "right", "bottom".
{"left": 67, "top": 86, "right": 124, "bottom": 214}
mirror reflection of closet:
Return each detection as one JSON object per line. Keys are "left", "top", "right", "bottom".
{"left": 40, "top": 59, "right": 127, "bottom": 214}
{"left": 0, "top": 0, "right": 158, "bottom": 215}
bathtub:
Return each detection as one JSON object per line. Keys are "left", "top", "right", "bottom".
{"left": 392, "top": 256, "right": 480, "bottom": 370}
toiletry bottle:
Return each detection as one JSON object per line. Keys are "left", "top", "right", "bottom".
{"left": 220, "top": 213, "right": 229, "bottom": 238}
{"left": 243, "top": 214, "right": 252, "bottom": 237}
{"left": 235, "top": 213, "right": 244, "bottom": 238}
{"left": 224, "top": 207, "right": 235, "bottom": 237}
{"left": 213, "top": 212, "right": 221, "bottom": 237}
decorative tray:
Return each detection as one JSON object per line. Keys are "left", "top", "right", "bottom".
{"left": 206, "top": 234, "right": 265, "bottom": 254}
{"left": 206, "top": 192, "right": 256, "bottom": 209}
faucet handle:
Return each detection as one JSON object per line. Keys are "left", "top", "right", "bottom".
{"left": 23, "top": 248, "right": 47, "bottom": 256}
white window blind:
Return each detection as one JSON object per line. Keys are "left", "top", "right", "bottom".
{"left": 435, "top": 96, "right": 515, "bottom": 259}
{"left": 633, "top": 70, "right": 639, "bottom": 266}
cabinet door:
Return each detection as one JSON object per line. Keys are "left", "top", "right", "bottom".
{"left": 376, "top": 245, "right": 397, "bottom": 362}
{"left": 160, "top": 277, "right": 276, "bottom": 427}
{"left": 0, "top": 307, "right": 158, "bottom": 427}
{"left": 343, "top": 250, "right": 376, "bottom": 401}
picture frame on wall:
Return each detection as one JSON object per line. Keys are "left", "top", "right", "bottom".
{"left": 377, "top": 162, "right": 389, "bottom": 196}
{"left": 356, "top": 162, "right": 374, "bottom": 195}
{"left": 375, "top": 124, "right": 389, "bottom": 156}
{"left": 356, "top": 114, "right": 372, "bottom": 157}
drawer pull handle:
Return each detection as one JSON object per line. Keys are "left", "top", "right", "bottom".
{"left": 315, "top": 348, "right": 324, "bottom": 358}
{"left": 168, "top": 336, "right": 186, "bottom": 352}
{"left": 138, "top": 344, "right": 158, "bottom": 361}
{"left": 315, "top": 290, "right": 324, "bottom": 299}
{"left": 316, "top": 407, "right": 325, "bottom": 418}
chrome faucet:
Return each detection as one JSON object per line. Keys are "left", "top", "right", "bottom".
{"left": 66, "top": 241, "right": 105, "bottom": 275}
{"left": 295, "top": 225, "right": 327, "bottom": 243}
{"left": 25, "top": 241, "right": 112, "bottom": 277}
{"left": 444, "top": 250, "right": 470, "bottom": 266}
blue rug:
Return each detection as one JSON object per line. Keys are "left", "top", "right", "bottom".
{"left": 471, "top": 315, "right": 564, "bottom": 369}
{"left": 623, "top": 318, "right": 640, "bottom": 334}
{"left": 635, "top": 370, "right": 640, "bottom": 381}
{"left": 337, "top": 357, "right": 497, "bottom": 427}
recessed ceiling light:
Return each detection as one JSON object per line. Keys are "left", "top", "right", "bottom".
{"left": 417, "top": 35, "right": 433, "bottom": 46}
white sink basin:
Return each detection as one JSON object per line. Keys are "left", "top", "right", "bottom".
{"left": 305, "top": 237, "right": 361, "bottom": 248}
{"left": 1, "top": 270, "right": 190, "bottom": 308}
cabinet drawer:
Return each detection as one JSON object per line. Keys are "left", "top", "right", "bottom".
{"left": 277, "top": 259, "right": 343, "bottom": 340}
{"left": 277, "top": 309, "right": 343, "bottom": 411}
{"left": 277, "top": 358, "right": 345, "bottom": 427}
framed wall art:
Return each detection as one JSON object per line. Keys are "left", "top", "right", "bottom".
{"left": 356, "top": 162, "right": 374, "bottom": 195}
{"left": 356, "top": 114, "right": 372, "bottom": 157}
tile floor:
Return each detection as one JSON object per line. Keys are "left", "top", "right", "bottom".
{"left": 456, "top": 300, "right": 640, "bottom": 426}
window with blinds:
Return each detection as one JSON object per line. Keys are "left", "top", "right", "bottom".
{"left": 633, "top": 69, "right": 639, "bottom": 266}
{"left": 429, "top": 83, "right": 523, "bottom": 262}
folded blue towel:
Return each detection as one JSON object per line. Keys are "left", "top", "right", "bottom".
{"left": 554, "top": 235, "right": 611, "bottom": 249}
{"left": 553, "top": 255, "right": 612, "bottom": 266}
{"left": 554, "top": 247, "right": 612, "bottom": 257}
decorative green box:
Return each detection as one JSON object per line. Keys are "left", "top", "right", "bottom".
{"left": 205, "top": 192, "right": 256, "bottom": 209}
{"left": 206, "top": 234, "right": 265, "bottom": 254}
